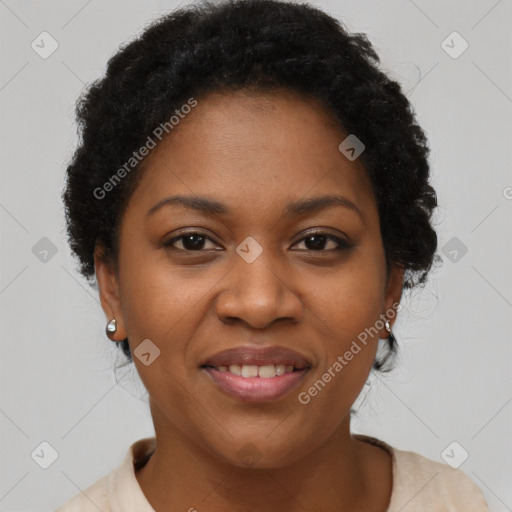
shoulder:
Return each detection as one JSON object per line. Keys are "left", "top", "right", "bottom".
{"left": 54, "top": 437, "right": 156, "bottom": 512}
{"left": 353, "top": 434, "right": 490, "bottom": 512}
{"left": 390, "top": 447, "right": 490, "bottom": 511}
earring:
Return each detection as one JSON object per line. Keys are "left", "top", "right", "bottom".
{"left": 384, "top": 319, "right": 391, "bottom": 334}
{"left": 106, "top": 318, "right": 118, "bottom": 341}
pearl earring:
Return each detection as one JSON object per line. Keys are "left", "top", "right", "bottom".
{"left": 106, "top": 318, "right": 118, "bottom": 341}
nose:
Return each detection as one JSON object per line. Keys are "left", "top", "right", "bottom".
{"left": 214, "top": 249, "right": 303, "bottom": 330}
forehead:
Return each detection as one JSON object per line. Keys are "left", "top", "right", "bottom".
{"left": 125, "top": 89, "right": 377, "bottom": 223}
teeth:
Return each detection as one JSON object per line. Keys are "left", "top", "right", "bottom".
{"left": 258, "top": 365, "right": 276, "bottom": 378}
{"left": 214, "top": 364, "right": 299, "bottom": 378}
{"left": 275, "top": 364, "right": 286, "bottom": 376}
{"left": 241, "top": 365, "right": 258, "bottom": 377}
{"left": 228, "top": 364, "right": 241, "bottom": 375}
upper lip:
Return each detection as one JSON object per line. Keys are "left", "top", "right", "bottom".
{"left": 201, "top": 346, "right": 311, "bottom": 369}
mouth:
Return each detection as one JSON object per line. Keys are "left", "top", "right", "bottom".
{"left": 200, "top": 346, "right": 312, "bottom": 402}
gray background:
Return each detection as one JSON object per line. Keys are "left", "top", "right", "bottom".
{"left": 0, "top": 0, "right": 511, "bottom": 510}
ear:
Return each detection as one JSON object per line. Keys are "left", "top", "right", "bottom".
{"left": 380, "top": 263, "right": 405, "bottom": 337}
{"left": 94, "top": 244, "right": 127, "bottom": 341}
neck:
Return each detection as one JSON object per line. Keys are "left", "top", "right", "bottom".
{"left": 135, "top": 407, "right": 392, "bottom": 512}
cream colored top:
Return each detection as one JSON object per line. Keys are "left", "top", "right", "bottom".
{"left": 55, "top": 435, "right": 490, "bottom": 511}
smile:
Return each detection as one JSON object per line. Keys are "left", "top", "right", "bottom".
{"left": 200, "top": 345, "right": 312, "bottom": 402}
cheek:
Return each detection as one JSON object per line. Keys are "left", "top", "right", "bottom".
{"left": 116, "top": 261, "right": 210, "bottom": 410}
{"left": 117, "top": 246, "right": 227, "bottom": 362}
{"left": 314, "top": 245, "right": 386, "bottom": 337}
{"left": 307, "top": 246, "right": 385, "bottom": 387}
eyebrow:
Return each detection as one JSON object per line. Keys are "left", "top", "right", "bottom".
{"left": 146, "top": 194, "right": 365, "bottom": 222}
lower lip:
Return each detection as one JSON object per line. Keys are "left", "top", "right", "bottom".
{"left": 203, "top": 367, "right": 309, "bottom": 402}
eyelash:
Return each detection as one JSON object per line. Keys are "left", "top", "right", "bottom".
{"left": 163, "top": 230, "right": 352, "bottom": 253}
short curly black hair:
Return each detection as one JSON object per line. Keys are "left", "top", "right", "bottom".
{"left": 62, "top": 0, "right": 438, "bottom": 368}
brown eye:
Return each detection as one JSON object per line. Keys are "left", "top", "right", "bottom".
{"left": 164, "top": 232, "right": 219, "bottom": 251}
{"left": 292, "top": 232, "right": 351, "bottom": 252}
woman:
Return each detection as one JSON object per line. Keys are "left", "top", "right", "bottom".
{"left": 56, "top": 0, "right": 490, "bottom": 510}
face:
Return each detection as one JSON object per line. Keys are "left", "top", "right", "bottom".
{"left": 95, "top": 89, "right": 403, "bottom": 468}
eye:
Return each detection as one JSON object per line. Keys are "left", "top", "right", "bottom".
{"left": 292, "top": 231, "right": 351, "bottom": 252}
{"left": 163, "top": 230, "right": 352, "bottom": 253}
{"left": 163, "top": 231, "right": 220, "bottom": 251}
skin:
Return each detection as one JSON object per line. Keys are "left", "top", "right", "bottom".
{"left": 95, "top": 88, "right": 404, "bottom": 512}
